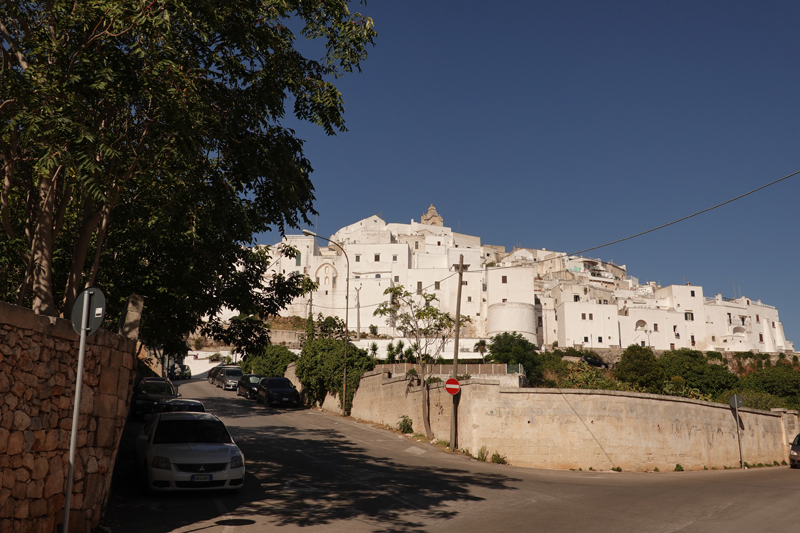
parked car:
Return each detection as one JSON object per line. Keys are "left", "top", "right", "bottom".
{"left": 256, "top": 377, "right": 301, "bottom": 407}
{"left": 134, "top": 412, "right": 245, "bottom": 491}
{"left": 153, "top": 399, "right": 205, "bottom": 415}
{"left": 131, "top": 378, "right": 180, "bottom": 420}
{"left": 207, "top": 364, "right": 230, "bottom": 384}
{"left": 168, "top": 363, "right": 191, "bottom": 381}
{"left": 236, "top": 374, "right": 264, "bottom": 399}
{"left": 790, "top": 433, "right": 800, "bottom": 468}
{"left": 581, "top": 355, "right": 608, "bottom": 369}
{"left": 215, "top": 367, "right": 243, "bottom": 390}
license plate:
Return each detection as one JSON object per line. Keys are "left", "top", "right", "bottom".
{"left": 191, "top": 474, "right": 212, "bottom": 482}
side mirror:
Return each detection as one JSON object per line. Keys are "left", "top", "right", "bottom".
{"left": 177, "top": 392, "right": 182, "bottom": 398}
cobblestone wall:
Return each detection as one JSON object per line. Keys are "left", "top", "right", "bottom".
{"left": 0, "top": 302, "right": 137, "bottom": 533}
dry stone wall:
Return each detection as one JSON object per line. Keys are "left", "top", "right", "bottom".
{"left": 0, "top": 302, "right": 137, "bottom": 533}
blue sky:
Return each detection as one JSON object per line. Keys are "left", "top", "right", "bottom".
{"left": 258, "top": 1, "right": 800, "bottom": 343}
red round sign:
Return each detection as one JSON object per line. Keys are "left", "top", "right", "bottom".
{"left": 445, "top": 378, "right": 460, "bottom": 395}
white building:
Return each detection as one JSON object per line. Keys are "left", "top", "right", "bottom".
{"left": 266, "top": 206, "right": 794, "bottom": 355}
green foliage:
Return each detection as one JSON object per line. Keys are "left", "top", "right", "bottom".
{"left": 611, "top": 466, "right": 622, "bottom": 472}
{"left": 658, "top": 349, "right": 739, "bottom": 397}
{"left": 488, "top": 332, "right": 542, "bottom": 383}
{"left": 209, "top": 353, "right": 222, "bottom": 362}
{"left": 491, "top": 451, "right": 508, "bottom": 464}
{"left": 614, "top": 345, "right": 665, "bottom": 393}
{"left": 295, "top": 338, "right": 376, "bottom": 415}
{"left": 706, "top": 351, "right": 724, "bottom": 362}
{"left": 397, "top": 415, "right": 413, "bottom": 434}
{"left": 715, "top": 389, "right": 794, "bottom": 411}
{"left": 674, "top": 464, "right": 684, "bottom": 471}
{"left": 243, "top": 345, "right": 298, "bottom": 378}
{"left": 369, "top": 325, "right": 378, "bottom": 336}
{"left": 540, "top": 351, "right": 571, "bottom": 380}
{"left": 739, "top": 365, "right": 800, "bottom": 400}
{"left": 425, "top": 376, "right": 443, "bottom": 385}
{"left": 561, "top": 363, "right": 623, "bottom": 390}
{"left": 1, "top": 0, "right": 374, "bottom": 352}
{"left": 653, "top": 467, "right": 659, "bottom": 472}
{"left": 477, "top": 445, "right": 489, "bottom": 462}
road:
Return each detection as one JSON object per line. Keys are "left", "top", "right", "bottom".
{"left": 101, "top": 372, "right": 800, "bottom": 533}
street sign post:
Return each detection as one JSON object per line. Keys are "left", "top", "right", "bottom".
{"left": 729, "top": 394, "right": 745, "bottom": 469}
{"left": 445, "top": 378, "right": 461, "bottom": 395}
{"left": 63, "top": 288, "right": 106, "bottom": 533}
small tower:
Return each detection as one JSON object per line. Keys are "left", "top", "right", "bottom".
{"left": 420, "top": 204, "right": 443, "bottom": 226}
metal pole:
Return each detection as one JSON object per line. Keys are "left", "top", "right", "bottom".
{"left": 735, "top": 403, "right": 744, "bottom": 468}
{"left": 450, "top": 255, "right": 464, "bottom": 450}
{"left": 63, "top": 290, "right": 91, "bottom": 533}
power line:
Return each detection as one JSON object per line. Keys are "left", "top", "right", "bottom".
{"left": 569, "top": 169, "right": 800, "bottom": 256}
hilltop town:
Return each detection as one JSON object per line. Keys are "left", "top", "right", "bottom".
{"left": 267, "top": 205, "right": 794, "bottom": 356}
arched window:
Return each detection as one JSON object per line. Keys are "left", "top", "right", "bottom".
{"left": 635, "top": 320, "right": 647, "bottom": 331}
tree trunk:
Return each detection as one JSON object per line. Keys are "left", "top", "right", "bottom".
{"left": 421, "top": 362, "right": 433, "bottom": 439}
{"left": 63, "top": 206, "right": 103, "bottom": 318}
{"left": 30, "top": 174, "right": 57, "bottom": 316}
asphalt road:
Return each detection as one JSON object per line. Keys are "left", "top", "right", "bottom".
{"left": 101, "top": 373, "right": 800, "bottom": 533}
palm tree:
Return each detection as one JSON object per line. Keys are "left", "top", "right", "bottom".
{"left": 474, "top": 339, "right": 488, "bottom": 363}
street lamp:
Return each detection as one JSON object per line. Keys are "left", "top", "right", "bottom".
{"left": 302, "top": 229, "right": 349, "bottom": 416}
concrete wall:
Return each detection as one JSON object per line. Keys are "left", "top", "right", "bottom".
{"left": 0, "top": 302, "right": 137, "bottom": 533}
{"left": 349, "top": 370, "right": 798, "bottom": 472}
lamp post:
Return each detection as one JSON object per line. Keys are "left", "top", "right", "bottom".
{"left": 303, "top": 229, "right": 349, "bottom": 416}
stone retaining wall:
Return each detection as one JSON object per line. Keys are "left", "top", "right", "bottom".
{"left": 349, "top": 370, "right": 798, "bottom": 472}
{"left": 0, "top": 302, "right": 137, "bottom": 533}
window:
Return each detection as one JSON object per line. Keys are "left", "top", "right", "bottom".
{"left": 434, "top": 281, "right": 440, "bottom": 290}
{"left": 374, "top": 254, "right": 380, "bottom": 262}
{"left": 392, "top": 255, "right": 398, "bottom": 262}
{"left": 598, "top": 337, "right": 603, "bottom": 343}
{"left": 641, "top": 341, "right": 646, "bottom": 347}
{"left": 355, "top": 255, "right": 361, "bottom": 262}
{"left": 574, "top": 295, "right": 580, "bottom": 302}
{"left": 654, "top": 324, "right": 659, "bottom": 332}
{"left": 467, "top": 296, "right": 472, "bottom": 302}
{"left": 462, "top": 281, "right": 468, "bottom": 286}
{"left": 603, "top": 299, "right": 608, "bottom": 304}
{"left": 670, "top": 343, "right": 675, "bottom": 350}
{"left": 684, "top": 312, "right": 694, "bottom": 321}
{"left": 756, "top": 315, "right": 760, "bottom": 323}
{"left": 773, "top": 321, "right": 776, "bottom": 328}
{"left": 354, "top": 275, "right": 360, "bottom": 279}
{"left": 712, "top": 335, "right": 716, "bottom": 341}
{"left": 417, "top": 281, "right": 422, "bottom": 294}
{"left": 394, "top": 276, "right": 399, "bottom": 282}
{"left": 437, "top": 241, "right": 441, "bottom": 246}
{"left": 759, "top": 333, "right": 764, "bottom": 343}
{"left": 375, "top": 274, "right": 381, "bottom": 279}
{"left": 482, "top": 283, "right": 487, "bottom": 292}
{"left": 296, "top": 252, "right": 302, "bottom": 266}
{"left": 690, "top": 290, "right": 695, "bottom": 297}
{"left": 691, "top": 335, "right": 695, "bottom": 347}
{"left": 502, "top": 276, "right": 507, "bottom": 284}
{"left": 589, "top": 313, "right": 593, "bottom": 320}
{"left": 325, "top": 290, "right": 328, "bottom": 295}
{"left": 584, "top": 337, "right": 589, "bottom": 343}
{"left": 315, "top": 277, "right": 319, "bottom": 284}
{"left": 538, "top": 317, "right": 543, "bottom": 327}
{"left": 581, "top": 313, "right": 586, "bottom": 320}
{"left": 414, "top": 241, "right": 419, "bottom": 250}
{"left": 502, "top": 299, "right": 507, "bottom": 303}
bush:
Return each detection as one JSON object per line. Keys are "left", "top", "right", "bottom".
{"left": 614, "top": 345, "right": 665, "bottom": 393}
{"left": 477, "top": 445, "right": 488, "bottom": 462}
{"left": 739, "top": 365, "right": 800, "bottom": 400}
{"left": 244, "top": 344, "right": 298, "bottom": 378}
{"left": 491, "top": 451, "right": 507, "bottom": 464}
{"left": 674, "top": 464, "right": 684, "bottom": 471}
{"left": 488, "top": 332, "right": 542, "bottom": 383}
{"left": 369, "top": 324, "right": 378, "bottom": 336}
{"left": 398, "top": 415, "right": 413, "bottom": 434}
{"left": 209, "top": 352, "right": 222, "bottom": 362}
{"left": 659, "top": 349, "right": 739, "bottom": 397}
{"left": 611, "top": 466, "right": 622, "bottom": 472}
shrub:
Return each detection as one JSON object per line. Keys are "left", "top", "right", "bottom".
{"left": 477, "top": 445, "right": 488, "bottom": 462}
{"left": 209, "top": 352, "right": 222, "bottom": 362}
{"left": 398, "top": 415, "right": 413, "bottom": 434}
{"left": 491, "top": 451, "right": 508, "bottom": 464}
{"left": 674, "top": 464, "right": 684, "bottom": 471}
{"left": 244, "top": 344, "right": 298, "bottom": 378}
{"left": 614, "top": 345, "right": 665, "bottom": 393}
{"left": 488, "top": 332, "right": 542, "bottom": 383}
{"left": 425, "top": 376, "right": 442, "bottom": 385}
{"left": 740, "top": 365, "right": 800, "bottom": 399}
{"left": 456, "top": 373, "right": 471, "bottom": 381}
{"left": 611, "top": 466, "right": 622, "bottom": 472}
{"left": 653, "top": 467, "right": 659, "bottom": 472}
{"left": 369, "top": 324, "right": 378, "bottom": 336}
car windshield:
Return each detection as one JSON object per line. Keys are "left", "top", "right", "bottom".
{"left": 138, "top": 382, "right": 174, "bottom": 396}
{"left": 793, "top": 434, "right": 800, "bottom": 446}
{"left": 225, "top": 369, "right": 243, "bottom": 378}
{"left": 267, "top": 378, "right": 292, "bottom": 388}
{"left": 154, "top": 419, "right": 231, "bottom": 444}
{"left": 248, "top": 376, "right": 261, "bottom": 384}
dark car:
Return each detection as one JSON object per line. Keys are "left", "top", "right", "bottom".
{"left": 256, "top": 377, "right": 300, "bottom": 407}
{"left": 168, "top": 363, "right": 188, "bottom": 381}
{"left": 236, "top": 374, "right": 264, "bottom": 400}
{"left": 131, "top": 378, "right": 180, "bottom": 420}
{"left": 790, "top": 433, "right": 800, "bottom": 468}
{"left": 153, "top": 399, "right": 205, "bottom": 415}
{"left": 207, "top": 364, "right": 230, "bottom": 384}
{"left": 215, "top": 367, "right": 243, "bottom": 391}
{"left": 581, "top": 355, "right": 608, "bottom": 369}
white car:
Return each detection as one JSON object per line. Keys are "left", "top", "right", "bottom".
{"left": 135, "top": 412, "right": 245, "bottom": 491}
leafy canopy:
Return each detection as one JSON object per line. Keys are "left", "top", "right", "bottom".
{"left": 1, "top": 0, "right": 376, "bottom": 350}
{"left": 488, "top": 332, "right": 542, "bottom": 383}
{"left": 613, "top": 345, "right": 665, "bottom": 393}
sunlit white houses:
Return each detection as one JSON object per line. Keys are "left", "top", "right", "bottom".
{"left": 267, "top": 206, "right": 794, "bottom": 355}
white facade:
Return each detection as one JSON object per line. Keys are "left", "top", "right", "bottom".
{"left": 266, "top": 206, "right": 795, "bottom": 354}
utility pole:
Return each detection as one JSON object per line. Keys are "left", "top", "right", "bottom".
{"left": 450, "top": 254, "right": 464, "bottom": 451}
{"left": 355, "top": 285, "right": 362, "bottom": 341}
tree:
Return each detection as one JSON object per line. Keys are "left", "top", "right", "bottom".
{"left": 474, "top": 339, "right": 488, "bottom": 363}
{"left": 740, "top": 365, "right": 800, "bottom": 400}
{"left": 488, "top": 332, "right": 542, "bottom": 383}
{"left": 374, "top": 286, "right": 458, "bottom": 439}
{"left": 1, "top": 1, "right": 376, "bottom": 348}
{"left": 658, "top": 349, "right": 739, "bottom": 397}
{"left": 243, "top": 345, "right": 298, "bottom": 378}
{"left": 614, "top": 345, "right": 665, "bottom": 393}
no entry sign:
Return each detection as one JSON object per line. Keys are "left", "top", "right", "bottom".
{"left": 445, "top": 378, "right": 460, "bottom": 395}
